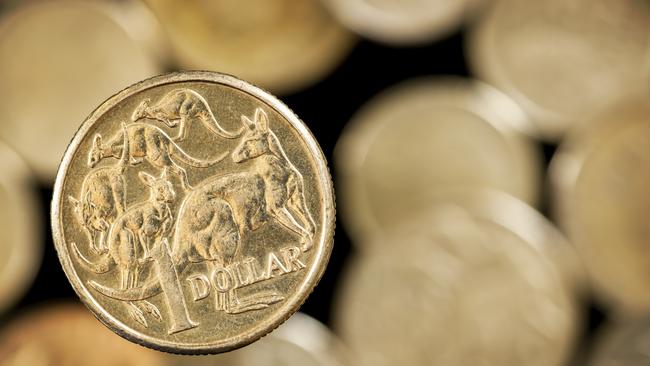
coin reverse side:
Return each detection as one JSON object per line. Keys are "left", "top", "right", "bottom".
{"left": 51, "top": 71, "right": 335, "bottom": 354}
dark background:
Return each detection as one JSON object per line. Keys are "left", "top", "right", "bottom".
{"left": 11, "top": 30, "right": 605, "bottom": 364}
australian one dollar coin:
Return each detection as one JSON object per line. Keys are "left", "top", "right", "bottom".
{"left": 51, "top": 71, "right": 335, "bottom": 354}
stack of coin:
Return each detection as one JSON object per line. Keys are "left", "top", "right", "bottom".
{"left": 551, "top": 97, "right": 650, "bottom": 314}
{"left": 0, "top": 142, "right": 40, "bottom": 317}
{"left": 166, "top": 313, "right": 348, "bottom": 365}
{"left": 143, "top": 0, "right": 355, "bottom": 94}
{"left": 467, "top": 0, "right": 649, "bottom": 140}
{"left": 0, "top": 303, "right": 168, "bottom": 366}
{"left": 0, "top": 0, "right": 163, "bottom": 181}
{"left": 333, "top": 75, "right": 583, "bottom": 365}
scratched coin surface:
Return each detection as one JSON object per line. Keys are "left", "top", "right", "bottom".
{"left": 551, "top": 97, "right": 650, "bottom": 313}
{"left": 334, "top": 77, "right": 541, "bottom": 245}
{"left": 468, "top": 0, "right": 650, "bottom": 139}
{"left": 0, "top": 0, "right": 162, "bottom": 181}
{"left": 167, "top": 313, "right": 348, "bottom": 365}
{"left": 0, "top": 303, "right": 167, "bottom": 366}
{"left": 144, "top": 0, "right": 354, "bottom": 94}
{"left": 51, "top": 71, "right": 335, "bottom": 354}
{"left": 321, "top": 0, "right": 477, "bottom": 44}
{"left": 335, "top": 203, "right": 577, "bottom": 366}
{"left": 589, "top": 315, "right": 650, "bottom": 366}
{"left": 0, "top": 142, "right": 41, "bottom": 315}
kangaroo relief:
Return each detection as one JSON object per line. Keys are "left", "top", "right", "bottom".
{"left": 88, "top": 122, "right": 228, "bottom": 190}
{"left": 132, "top": 88, "right": 243, "bottom": 141}
{"left": 232, "top": 108, "right": 317, "bottom": 249}
{"left": 54, "top": 72, "right": 334, "bottom": 354}
{"left": 69, "top": 122, "right": 130, "bottom": 254}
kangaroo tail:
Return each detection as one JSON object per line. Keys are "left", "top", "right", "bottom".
{"left": 200, "top": 105, "right": 243, "bottom": 139}
{"left": 89, "top": 278, "right": 162, "bottom": 301}
{"left": 71, "top": 243, "right": 115, "bottom": 274}
{"left": 171, "top": 144, "right": 229, "bottom": 168}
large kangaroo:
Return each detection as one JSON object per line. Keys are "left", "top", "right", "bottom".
{"left": 170, "top": 107, "right": 315, "bottom": 313}
{"left": 131, "top": 88, "right": 243, "bottom": 142}
{"left": 88, "top": 122, "right": 228, "bottom": 190}
{"left": 231, "top": 107, "right": 316, "bottom": 246}
{"left": 73, "top": 169, "right": 175, "bottom": 327}
{"left": 69, "top": 123, "right": 129, "bottom": 254}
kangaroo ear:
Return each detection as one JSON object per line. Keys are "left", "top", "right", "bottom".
{"left": 68, "top": 196, "right": 80, "bottom": 210}
{"left": 93, "top": 134, "right": 102, "bottom": 147}
{"left": 255, "top": 108, "right": 269, "bottom": 132}
{"left": 138, "top": 171, "right": 156, "bottom": 187}
{"left": 241, "top": 114, "right": 255, "bottom": 130}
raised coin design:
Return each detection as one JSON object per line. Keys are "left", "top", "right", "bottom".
{"left": 51, "top": 71, "right": 335, "bottom": 354}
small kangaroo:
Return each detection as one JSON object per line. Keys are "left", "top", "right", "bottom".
{"left": 88, "top": 122, "right": 228, "bottom": 190}
{"left": 73, "top": 168, "right": 175, "bottom": 327}
{"left": 69, "top": 123, "right": 129, "bottom": 254}
{"left": 131, "top": 88, "right": 243, "bottom": 142}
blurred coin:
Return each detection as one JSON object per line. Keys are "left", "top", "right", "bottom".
{"left": 468, "top": 0, "right": 650, "bottom": 140}
{"left": 0, "top": 303, "right": 167, "bottom": 366}
{"left": 0, "top": 0, "right": 162, "bottom": 181}
{"left": 335, "top": 202, "right": 578, "bottom": 366}
{"left": 167, "top": 313, "right": 347, "bottom": 365}
{"left": 589, "top": 315, "right": 650, "bottom": 366}
{"left": 0, "top": 142, "right": 41, "bottom": 315}
{"left": 321, "top": 0, "right": 478, "bottom": 45}
{"left": 144, "top": 0, "right": 355, "bottom": 94}
{"left": 551, "top": 97, "right": 650, "bottom": 314}
{"left": 334, "top": 77, "right": 542, "bottom": 245}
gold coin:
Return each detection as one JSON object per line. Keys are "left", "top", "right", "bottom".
{"left": 321, "top": 0, "right": 478, "bottom": 45}
{"left": 144, "top": 0, "right": 355, "bottom": 94}
{"left": 167, "top": 313, "right": 348, "bottom": 365}
{"left": 335, "top": 199, "right": 577, "bottom": 366}
{"left": 589, "top": 316, "right": 650, "bottom": 366}
{"left": 334, "top": 77, "right": 542, "bottom": 245}
{"left": 51, "top": 71, "right": 335, "bottom": 354}
{"left": 0, "top": 0, "right": 162, "bottom": 181}
{"left": 0, "top": 303, "right": 167, "bottom": 366}
{"left": 0, "top": 142, "right": 41, "bottom": 315}
{"left": 550, "top": 97, "right": 650, "bottom": 313}
{"left": 468, "top": 0, "right": 650, "bottom": 140}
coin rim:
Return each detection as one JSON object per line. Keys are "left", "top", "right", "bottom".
{"left": 51, "top": 70, "right": 336, "bottom": 354}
